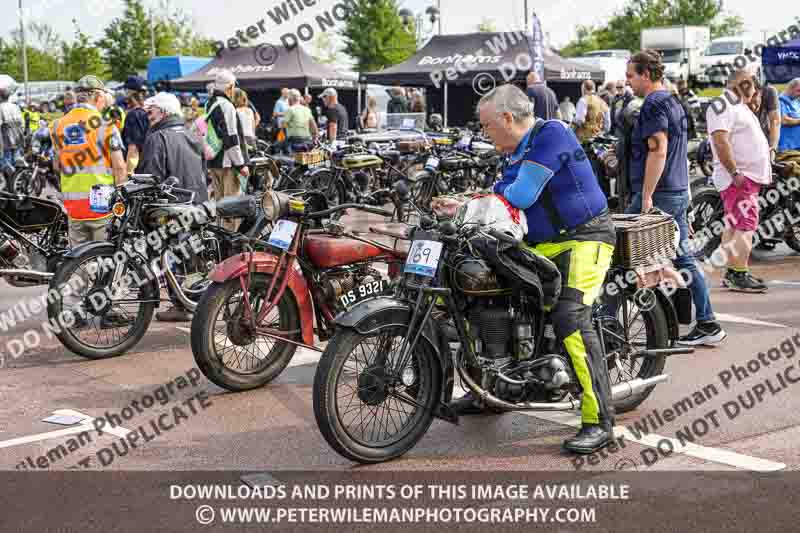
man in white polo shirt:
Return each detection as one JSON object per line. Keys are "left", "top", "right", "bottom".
{"left": 706, "top": 66, "right": 771, "bottom": 293}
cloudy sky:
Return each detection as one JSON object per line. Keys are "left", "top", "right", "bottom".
{"left": 0, "top": 0, "right": 792, "bottom": 51}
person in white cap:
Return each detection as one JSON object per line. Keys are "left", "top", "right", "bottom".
{"left": 141, "top": 92, "right": 209, "bottom": 322}
{"left": 205, "top": 68, "right": 249, "bottom": 231}
{"left": 320, "top": 87, "right": 349, "bottom": 140}
{"left": 140, "top": 92, "right": 207, "bottom": 202}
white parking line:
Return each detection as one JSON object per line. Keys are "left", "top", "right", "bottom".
{"left": 0, "top": 409, "right": 130, "bottom": 450}
{"left": 525, "top": 411, "right": 786, "bottom": 472}
{"left": 715, "top": 313, "right": 788, "bottom": 328}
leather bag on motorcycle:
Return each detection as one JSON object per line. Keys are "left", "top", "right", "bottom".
{"left": 467, "top": 236, "right": 562, "bottom": 309}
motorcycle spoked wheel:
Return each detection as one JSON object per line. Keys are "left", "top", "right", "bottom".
{"left": 10, "top": 168, "right": 43, "bottom": 197}
{"left": 310, "top": 170, "right": 346, "bottom": 213}
{"left": 190, "top": 273, "right": 300, "bottom": 391}
{"left": 313, "top": 325, "right": 440, "bottom": 464}
{"left": 595, "top": 289, "right": 669, "bottom": 413}
{"left": 688, "top": 186, "right": 724, "bottom": 259}
{"left": 46, "top": 248, "right": 158, "bottom": 359}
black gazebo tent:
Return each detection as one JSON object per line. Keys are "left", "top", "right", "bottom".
{"left": 170, "top": 44, "right": 359, "bottom": 126}
{"left": 361, "top": 32, "right": 605, "bottom": 126}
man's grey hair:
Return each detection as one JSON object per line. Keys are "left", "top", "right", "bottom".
{"left": 477, "top": 84, "right": 534, "bottom": 123}
{"left": 786, "top": 78, "right": 800, "bottom": 92}
{"left": 289, "top": 89, "right": 302, "bottom": 103}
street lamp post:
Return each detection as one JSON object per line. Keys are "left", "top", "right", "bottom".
{"left": 18, "top": 0, "right": 29, "bottom": 104}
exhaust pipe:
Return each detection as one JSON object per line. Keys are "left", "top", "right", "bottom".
{"left": 611, "top": 374, "right": 669, "bottom": 402}
{"left": 160, "top": 252, "right": 200, "bottom": 313}
{"left": 456, "top": 358, "right": 581, "bottom": 412}
{"left": 0, "top": 268, "right": 53, "bottom": 283}
{"left": 456, "top": 356, "right": 669, "bottom": 412}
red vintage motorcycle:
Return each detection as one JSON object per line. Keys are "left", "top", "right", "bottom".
{"left": 190, "top": 190, "right": 410, "bottom": 391}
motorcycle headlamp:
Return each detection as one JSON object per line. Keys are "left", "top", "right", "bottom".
{"left": 261, "top": 190, "right": 295, "bottom": 221}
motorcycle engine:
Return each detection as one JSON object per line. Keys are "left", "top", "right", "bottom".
{"left": 352, "top": 170, "right": 371, "bottom": 195}
{"left": 319, "top": 266, "right": 383, "bottom": 312}
{"left": 0, "top": 238, "right": 50, "bottom": 287}
{"left": 467, "top": 300, "right": 571, "bottom": 403}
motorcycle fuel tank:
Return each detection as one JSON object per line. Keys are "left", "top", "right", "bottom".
{"left": 451, "top": 256, "right": 511, "bottom": 296}
{"left": 303, "top": 234, "right": 386, "bottom": 269}
{"left": 142, "top": 204, "right": 209, "bottom": 230}
{"left": 341, "top": 154, "right": 384, "bottom": 170}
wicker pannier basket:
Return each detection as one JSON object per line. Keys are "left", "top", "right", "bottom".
{"left": 612, "top": 213, "right": 677, "bottom": 269}
{"left": 294, "top": 150, "right": 328, "bottom": 165}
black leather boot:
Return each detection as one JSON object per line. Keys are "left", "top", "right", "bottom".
{"left": 562, "top": 424, "right": 612, "bottom": 455}
{"left": 448, "top": 391, "right": 487, "bottom": 415}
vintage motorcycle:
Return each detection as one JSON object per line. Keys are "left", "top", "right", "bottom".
{"left": 46, "top": 174, "right": 271, "bottom": 359}
{"left": 190, "top": 190, "right": 409, "bottom": 391}
{"left": 689, "top": 161, "right": 800, "bottom": 257}
{"left": 9, "top": 126, "right": 58, "bottom": 197}
{"left": 410, "top": 139, "right": 503, "bottom": 216}
{"left": 313, "top": 196, "right": 692, "bottom": 463}
{"left": 0, "top": 190, "right": 69, "bottom": 287}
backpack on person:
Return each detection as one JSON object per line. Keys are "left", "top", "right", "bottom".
{"left": 198, "top": 99, "right": 224, "bottom": 160}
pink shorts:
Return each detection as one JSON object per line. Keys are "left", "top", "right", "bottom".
{"left": 720, "top": 177, "right": 761, "bottom": 232}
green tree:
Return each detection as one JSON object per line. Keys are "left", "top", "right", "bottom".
{"left": 710, "top": 14, "right": 745, "bottom": 39}
{"left": 559, "top": 0, "right": 741, "bottom": 54}
{"left": 340, "top": 0, "right": 417, "bottom": 72}
{"left": 476, "top": 18, "right": 497, "bottom": 33}
{"left": 152, "top": 0, "right": 216, "bottom": 56}
{"left": 560, "top": 25, "right": 603, "bottom": 57}
{"left": 97, "top": 0, "right": 154, "bottom": 80}
{"left": 62, "top": 20, "right": 107, "bottom": 80}
{"left": 9, "top": 22, "right": 63, "bottom": 80}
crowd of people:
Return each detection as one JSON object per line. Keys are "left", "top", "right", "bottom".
{"left": 445, "top": 50, "right": 800, "bottom": 456}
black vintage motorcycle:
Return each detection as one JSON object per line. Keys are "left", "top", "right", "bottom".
{"left": 9, "top": 126, "right": 58, "bottom": 197}
{"left": 46, "top": 174, "right": 271, "bottom": 359}
{"left": 313, "top": 198, "right": 692, "bottom": 463}
{"left": 0, "top": 190, "right": 69, "bottom": 287}
{"left": 689, "top": 161, "right": 800, "bottom": 257}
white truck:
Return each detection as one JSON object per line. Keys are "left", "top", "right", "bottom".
{"left": 696, "top": 35, "right": 762, "bottom": 87}
{"left": 571, "top": 49, "right": 631, "bottom": 85}
{"left": 640, "top": 26, "right": 711, "bottom": 86}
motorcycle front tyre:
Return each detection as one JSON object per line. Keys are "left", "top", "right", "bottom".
{"left": 313, "top": 325, "right": 441, "bottom": 464}
{"left": 46, "top": 248, "right": 157, "bottom": 359}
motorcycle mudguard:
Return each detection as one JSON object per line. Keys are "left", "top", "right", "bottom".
{"left": 62, "top": 241, "right": 116, "bottom": 259}
{"left": 334, "top": 296, "right": 455, "bottom": 405}
{"left": 653, "top": 286, "right": 682, "bottom": 341}
{"left": 209, "top": 252, "right": 314, "bottom": 346}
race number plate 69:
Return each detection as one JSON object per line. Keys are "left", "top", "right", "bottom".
{"left": 268, "top": 220, "right": 298, "bottom": 250}
{"left": 404, "top": 240, "right": 443, "bottom": 277}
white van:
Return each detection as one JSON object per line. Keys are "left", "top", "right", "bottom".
{"left": 697, "top": 36, "right": 761, "bottom": 86}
